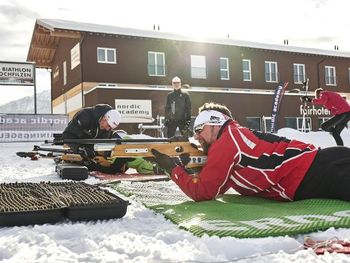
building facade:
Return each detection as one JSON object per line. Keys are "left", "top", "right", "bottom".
{"left": 27, "top": 19, "right": 350, "bottom": 134}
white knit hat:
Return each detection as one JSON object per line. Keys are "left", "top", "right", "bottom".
{"left": 104, "top": 109, "right": 121, "bottom": 129}
{"left": 172, "top": 76, "right": 181, "bottom": 83}
{"left": 193, "top": 110, "right": 230, "bottom": 132}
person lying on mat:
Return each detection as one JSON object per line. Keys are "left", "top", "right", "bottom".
{"left": 152, "top": 102, "right": 350, "bottom": 202}
{"left": 62, "top": 103, "right": 160, "bottom": 175}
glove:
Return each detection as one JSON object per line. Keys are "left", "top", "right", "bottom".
{"left": 78, "top": 146, "right": 96, "bottom": 159}
{"left": 151, "top": 149, "right": 177, "bottom": 175}
{"left": 301, "top": 96, "right": 312, "bottom": 103}
{"left": 179, "top": 153, "right": 191, "bottom": 166}
{"left": 163, "top": 119, "right": 169, "bottom": 126}
{"left": 84, "top": 160, "right": 99, "bottom": 171}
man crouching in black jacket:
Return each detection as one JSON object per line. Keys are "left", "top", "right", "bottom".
{"left": 62, "top": 104, "right": 162, "bottom": 175}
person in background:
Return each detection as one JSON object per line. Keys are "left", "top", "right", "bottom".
{"left": 62, "top": 104, "right": 159, "bottom": 174}
{"left": 151, "top": 102, "right": 350, "bottom": 202}
{"left": 164, "top": 76, "right": 192, "bottom": 138}
{"left": 302, "top": 88, "right": 350, "bottom": 146}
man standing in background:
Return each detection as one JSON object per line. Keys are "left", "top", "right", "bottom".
{"left": 164, "top": 76, "right": 192, "bottom": 138}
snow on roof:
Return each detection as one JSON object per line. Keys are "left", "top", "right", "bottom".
{"left": 37, "top": 18, "right": 350, "bottom": 58}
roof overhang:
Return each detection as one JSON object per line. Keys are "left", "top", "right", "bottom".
{"left": 26, "top": 20, "right": 81, "bottom": 68}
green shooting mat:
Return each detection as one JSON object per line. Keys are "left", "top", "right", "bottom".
{"left": 110, "top": 181, "right": 350, "bottom": 238}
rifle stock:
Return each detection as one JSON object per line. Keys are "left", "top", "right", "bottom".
{"left": 54, "top": 137, "right": 207, "bottom": 169}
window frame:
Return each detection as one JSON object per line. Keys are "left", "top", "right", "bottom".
{"left": 293, "top": 63, "right": 306, "bottom": 84}
{"left": 219, "top": 57, "right": 230, "bottom": 80}
{"left": 325, "top": 65, "right": 337, "bottom": 86}
{"left": 265, "top": 61, "right": 278, "bottom": 83}
{"left": 246, "top": 117, "right": 261, "bottom": 131}
{"left": 285, "top": 117, "right": 312, "bottom": 132}
{"left": 63, "top": 61, "right": 67, "bottom": 86}
{"left": 97, "top": 47, "right": 117, "bottom": 64}
{"left": 191, "top": 55, "right": 207, "bottom": 79}
{"left": 147, "top": 51, "right": 166, "bottom": 77}
{"left": 242, "top": 59, "right": 252, "bottom": 81}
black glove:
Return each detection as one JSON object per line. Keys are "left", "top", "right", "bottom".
{"left": 85, "top": 161, "right": 99, "bottom": 171}
{"left": 151, "top": 149, "right": 177, "bottom": 175}
{"left": 163, "top": 119, "right": 169, "bottom": 126}
{"left": 78, "top": 146, "right": 96, "bottom": 159}
{"left": 179, "top": 153, "right": 191, "bottom": 166}
{"left": 301, "top": 96, "right": 312, "bottom": 103}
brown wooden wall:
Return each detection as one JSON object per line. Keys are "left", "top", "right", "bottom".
{"left": 84, "top": 87, "right": 326, "bottom": 134}
{"left": 51, "top": 33, "right": 350, "bottom": 102}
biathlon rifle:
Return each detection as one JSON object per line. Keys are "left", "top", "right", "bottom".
{"left": 58, "top": 136, "right": 207, "bottom": 169}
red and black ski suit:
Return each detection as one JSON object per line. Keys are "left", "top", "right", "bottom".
{"left": 171, "top": 120, "right": 319, "bottom": 202}
{"left": 312, "top": 91, "right": 350, "bottom": 146}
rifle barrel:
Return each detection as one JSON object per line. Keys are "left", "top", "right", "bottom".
{"left": 63, "top": 137, "right": 188, "bottom": 145}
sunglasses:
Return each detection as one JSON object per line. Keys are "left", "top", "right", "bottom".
{"left": 172, "top": 82, "right": 181, "bottom": 84}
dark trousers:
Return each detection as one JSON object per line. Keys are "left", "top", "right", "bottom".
{"left": 321, "top": 111, "right": 350, "bottom": 146}
{"left": 166, "top": 120, "right": 188, "bottom": 138}
{"left": 294, "top": 147, "right": 350, "bottom": 201}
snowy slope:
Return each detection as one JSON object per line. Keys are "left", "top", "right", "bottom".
{"left": 1, "top": 129, "right": 350, "bottom": 262}
{"left": 0, "top": 89, "right": 51, "bottom": 114}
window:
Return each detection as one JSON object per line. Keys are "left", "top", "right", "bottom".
{"left": 97, "top": 47, "right": 116, "bottom": 64}
{"left": 148, "top": 51, "right": 166, "bottom": 76}
{"left": 246, "top": 117, "right": 261, "bottom": 131}
{"left": 325, "top": 66, "right": 336, "bottom": 85}
{"left": 63, "top": 61, "right": 67, "bottom": 86}
{"left": 191, "top": 55, "right": 207, "bottom": 79}
{"left": 285, "top": 117, "right": 312, "bottom": 132}
{"left": 293, "top": 63, "right": 305, "bottom": 84}
{"left": 242, "top": 59, "right": 252, "bottom": 81}
{"left": 262, "top": 116, "right": 272, "bottom": 132}
{"left": 265, "top": 61, "right": 278, "bottom": 82}
{"left": 220, "top": 57, "right": 229, "bottom": 80}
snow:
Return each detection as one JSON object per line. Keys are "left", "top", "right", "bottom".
{"left": 1, "top": 129, "right": 350, "bottom": 262}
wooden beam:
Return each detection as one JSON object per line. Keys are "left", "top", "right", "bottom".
{"left": 32, "top": 41, "right": 57, "bottom": 50}
{"left": 50, "top": 30, "right": 81, "bottom": 39}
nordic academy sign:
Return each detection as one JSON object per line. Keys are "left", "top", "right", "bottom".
{"left": 0, "top": 61, "right": 35, "bottom": 85}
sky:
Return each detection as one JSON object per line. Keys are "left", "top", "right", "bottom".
{"left": 1, "top": 129, "right": 350, "bottom": 262}
{"left": 1, "top": 0, "right": 350, "bottom": 106}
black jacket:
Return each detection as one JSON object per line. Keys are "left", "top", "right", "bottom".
{"left": 165, "top": 89, "right": 191, "bottom": 123}
{"left": 62, "top": 104, "right": 113, "bottom": 140}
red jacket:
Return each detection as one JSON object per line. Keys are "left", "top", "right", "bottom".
{"left": 171, "top": 120, "right": 319, "bottom": 201}
{"left": 312, "top": 91, "right": 350, "bottom": 115}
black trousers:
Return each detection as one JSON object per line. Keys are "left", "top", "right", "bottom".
{"left": 294, "top": 147, "right": 350, "bottom": 201}
{"left": 166, "top": 120, "right": 188, "bottom": 138}
{"left": 321, "top": 111, "right": 350, "bottom": 146}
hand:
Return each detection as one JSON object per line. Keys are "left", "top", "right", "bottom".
{"left": 78, "top": 146, "right": 96, "bottom": 159}
{"left": 179, "top": 153, "right": 191, "bottom": 166}
{"left": 301, "top": 96, "right": 312, "bottom": 103}
{"left": 151, "top": 149, "right": 176, "bottom": 175}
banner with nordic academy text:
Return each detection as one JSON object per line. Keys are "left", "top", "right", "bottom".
{"left": 270, "top": 82, "right": 288, "bottom": 133}
{"left": 0, "top": 114, "right": 69, "bottom": 142}
{"left": 115, "top": 99, "right": 153, "bottom": 123}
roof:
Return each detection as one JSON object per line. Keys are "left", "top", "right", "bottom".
{"left": 27, "top": 18, "right": 350, "bottom": 68}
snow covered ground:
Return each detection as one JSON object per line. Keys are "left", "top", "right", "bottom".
{"left": 1, "top": 128, "right": 350, "bottom": 262}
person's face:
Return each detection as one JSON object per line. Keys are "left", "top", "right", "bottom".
{"left": 99, "top": 116, "right": 112, "bottom": 131}
{"left": 194, "top": 125, "right": 219, "bottom": 154}
{"left": 172, "top": 80, "right": 181, "bottom": 90}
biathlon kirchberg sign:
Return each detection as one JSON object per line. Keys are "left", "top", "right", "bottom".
{"left": 0, "top": 62, "right": 35, "bottom": 86}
